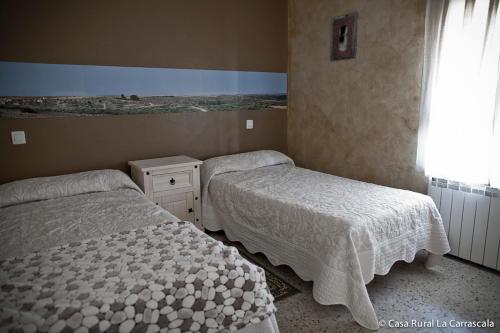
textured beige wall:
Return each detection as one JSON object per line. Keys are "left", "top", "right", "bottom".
{"left": 288, "top": 0, "right": 427, "bottom": 193}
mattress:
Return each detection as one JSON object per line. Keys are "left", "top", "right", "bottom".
{"left": 0, "top": 170, "right": 278, "bottom": 333}
{"left": 201, "top": 150, "right": 451, "bottom": 330}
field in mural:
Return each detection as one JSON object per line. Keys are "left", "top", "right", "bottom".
{"left": 0, "top": 94, "right": 287, "bottom": 118}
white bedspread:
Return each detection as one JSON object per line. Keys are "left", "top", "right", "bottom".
{"left": 0, "top": 170, "right": 179, "bottom": 260}
{"left": 202, "top": 151, "right": 451, "bottom": 330}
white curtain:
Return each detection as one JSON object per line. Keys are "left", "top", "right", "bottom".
{"left": 417, "top": 0, "right": 500, "bottom": 187}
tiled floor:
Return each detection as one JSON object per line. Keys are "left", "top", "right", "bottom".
{"left": 208, "top": 231, "right": 500, "bottom": 333}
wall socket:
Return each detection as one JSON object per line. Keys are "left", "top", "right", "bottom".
{"left": 246, "top": 119, "right": 254, "bottom": 129}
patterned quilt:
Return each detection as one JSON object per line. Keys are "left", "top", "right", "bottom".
{"left": 202, "top": 150, "right": 450, "bottom": 330}
{"left": 0, "top": 221, "right": 276, "bottom": 333}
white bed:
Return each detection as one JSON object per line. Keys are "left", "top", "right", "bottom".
{"left": 202, "top": 150, "right": 451, "bottom": 330}
{"left": 0, "top": 170, "right": 278, "bottom": 333}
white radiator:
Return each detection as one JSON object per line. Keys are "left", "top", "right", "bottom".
{"left": 428, "top": 179, "right": 500, "bottom": 270}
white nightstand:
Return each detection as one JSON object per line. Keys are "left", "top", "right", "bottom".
{"left": 128, "top": 156, "right": 203, "bottom": 229}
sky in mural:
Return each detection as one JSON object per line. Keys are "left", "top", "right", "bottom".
{"left": 0, "top": 62, "right": 287, "bottom": 118}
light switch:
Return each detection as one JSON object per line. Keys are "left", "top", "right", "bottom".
{"left": 246, "top": 119, "right": 254, "bottom": 129}
{"left": 11, "top": 131, "right": 26, "bottom": 145}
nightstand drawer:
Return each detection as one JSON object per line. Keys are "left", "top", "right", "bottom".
{"left": 152, "top": 169, "right": 193, "bottom": 192}
{"left": 153, "top": 192, "right": 194, "bottom": 222}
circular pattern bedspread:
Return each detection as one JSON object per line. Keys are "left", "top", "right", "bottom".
{"left": 0, "top": 221, "right": 276, "bottom": 333}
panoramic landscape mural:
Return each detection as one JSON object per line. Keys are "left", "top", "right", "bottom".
{"left": 0, "top": 62, "right": 287, "bottom": 118}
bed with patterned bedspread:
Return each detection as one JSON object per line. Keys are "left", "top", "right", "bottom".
{"left": 202, "top": 150, "right": 450, "bottom": 330}
{"left": 0, "top": 170, "right": 278, "bottom": 333}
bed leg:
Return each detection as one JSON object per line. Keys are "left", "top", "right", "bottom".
{"left": 425, "top": 253, "right": 442, "bottom": 269}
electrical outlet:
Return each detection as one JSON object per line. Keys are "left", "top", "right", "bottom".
{"left": 246, "top": 120, "right": 254, "bottom": 129}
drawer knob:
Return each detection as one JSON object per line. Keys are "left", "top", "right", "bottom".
{"left": 170, "top": 178, "right": 176, "bottom": 185}
{"left": 188, "top": 208, "right": 193, "bottom": 213}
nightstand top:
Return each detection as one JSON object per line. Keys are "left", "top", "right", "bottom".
{"left": 128, "top": 155, "right": 202, "bottom": 172}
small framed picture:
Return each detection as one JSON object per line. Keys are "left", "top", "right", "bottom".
{"left": 331, "top": 13, "right": 358, "bottom": 61}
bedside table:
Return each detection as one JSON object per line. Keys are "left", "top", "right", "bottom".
{"left": 128, "top": 156, "right": 203, "bottom": 229}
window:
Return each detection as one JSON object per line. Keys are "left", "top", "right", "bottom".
{"left": 417, "top": 0, "right": 500, "bottom": 187}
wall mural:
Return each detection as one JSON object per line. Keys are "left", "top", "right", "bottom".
{"left": 0, "top": 62, "right": 287, "bottom": 118}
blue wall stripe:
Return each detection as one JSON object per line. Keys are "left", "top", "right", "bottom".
{"left": 0, "top": 62, "right": 287, "bottom": 97}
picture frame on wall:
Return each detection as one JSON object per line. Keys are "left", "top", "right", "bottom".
{"left": 331, "top": 13, "right": 358, "bottom": 61}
